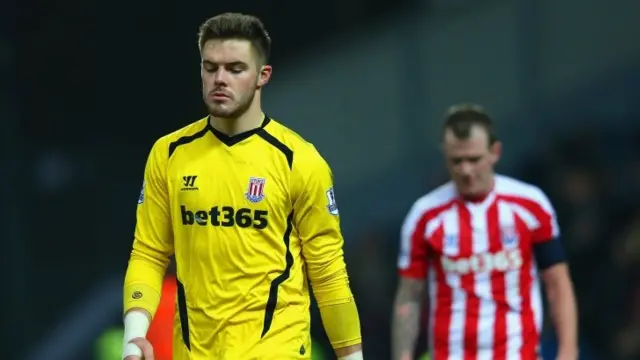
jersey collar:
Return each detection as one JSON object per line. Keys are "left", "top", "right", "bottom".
{"left": 208, "top": 115, "right": 271, "bottom": 146}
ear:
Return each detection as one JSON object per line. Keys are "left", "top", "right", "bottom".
{"left": 256, "top": 65, "right": 272, "bottom": 89}
{"left": 490, "top": 141, "right": 502, "bottom": 164}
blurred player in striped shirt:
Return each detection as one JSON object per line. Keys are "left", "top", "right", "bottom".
{"left": 391, "top": 104, "right": 578, "bottom": 360}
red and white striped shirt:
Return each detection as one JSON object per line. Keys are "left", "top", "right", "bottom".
{"left": 398, "top": 175, "right": 560, "bottom": 360}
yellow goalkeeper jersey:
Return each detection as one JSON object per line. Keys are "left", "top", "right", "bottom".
{"left": 125, "top": 115, "right": 354, "bottom": 359}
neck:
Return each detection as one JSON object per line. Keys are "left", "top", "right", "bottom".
{"left": 462, "top": 191, "right": 491, "bottom": 203}
{"left": 461, "top": 177, "right": 495, "bottom": 203}
{"left": 209, "top": 97, "right": 264, "bottom": 136}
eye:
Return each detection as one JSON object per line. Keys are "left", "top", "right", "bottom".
{"left": 201, "top": 61, "right": 218, "bottom": 73}
{"left": 202, "top": 65, "right": 216, "bottom": 73}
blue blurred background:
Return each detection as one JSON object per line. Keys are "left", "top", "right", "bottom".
{"left": 4, "top": 0, "right": 640, "bottom": 359}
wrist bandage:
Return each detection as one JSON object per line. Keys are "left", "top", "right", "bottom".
{"left": 122, "top": 311, "right": 151, "bottom": 359}
{"left": 338, "top": 351, "right": 363, "bottom": 360}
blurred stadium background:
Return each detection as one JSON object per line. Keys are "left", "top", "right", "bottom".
{"left": 3, "top": 0, "right": 640, "bottom": 359}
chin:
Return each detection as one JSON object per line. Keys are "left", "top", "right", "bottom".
{"left": 210, "top": 110, "right": 235, "bottom": 118}
{"left": 458, "top": 186, "right": 479, "bottom": 198}
{"left": 208, "top": 105, "right": 237, "bottom": 118}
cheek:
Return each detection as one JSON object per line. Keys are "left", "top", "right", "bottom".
{"left": 451, "top": 167, "right": 467, "bottom": 178}
{"left": 201, "top": 73, "right": 212, "bottom": 86}
{"left": 478, "top": 160, "right": 493, "bottom": 173}
{"left": 238, "top": 78, "right": 257, "bottom": 92}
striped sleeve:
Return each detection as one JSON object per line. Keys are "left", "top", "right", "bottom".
{"left": 398, "top": 196, "right": 437, "bottom": 279}
{"left": 528, "top": 188, "right": 560, "bottom": 243}
{"left": 503, "top": 187, "right": 560, "bottom": 244}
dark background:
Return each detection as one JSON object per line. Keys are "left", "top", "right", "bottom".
{"left": 4, "top": 0, "right": 640, "bottom": 359}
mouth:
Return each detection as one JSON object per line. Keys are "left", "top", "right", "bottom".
{"left": 458, "top": 176, "right": 473, "bottom": 184}
{"left": 209, "top": 91, "right": 231, "bottom": 101}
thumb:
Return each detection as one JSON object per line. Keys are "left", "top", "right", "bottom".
{"left": 130, "top": 338, "right": 154, "bottom": 360}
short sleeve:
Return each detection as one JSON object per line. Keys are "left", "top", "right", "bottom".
{"left": 520, "top": 188, "right": 560, "bottom": 243}
{"left": 526, "top": 188, "right": 565, "bottom": 267}
{"left": 532, "top": 189, "right": 560, "bottom": 243}
{"left": 398, "top": 201, "right": 430, "bottom": 279}
{"left": 503, "top": 186, "right": 560, "bottom": 244}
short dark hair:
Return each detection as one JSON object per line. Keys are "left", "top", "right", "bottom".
{"left": 443, "top": 103, "right": 497, "bottom": 145}
{"left": 197, "top": 13, "right": 271, "bottom": 64}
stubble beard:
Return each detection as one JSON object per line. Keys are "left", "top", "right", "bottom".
{"left": 206, "top": 90, "right": 256, "bottom": 119}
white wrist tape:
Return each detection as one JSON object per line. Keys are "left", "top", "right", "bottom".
{"left": 122, "top": 343, "right": 142, "bottom": 359}
{"left": 338, "top": 351, "right": 363, "bottom": 360}
{"left": 122, "top": 311, "right": 151, "bottom": 359}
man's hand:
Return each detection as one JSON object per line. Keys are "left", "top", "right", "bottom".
{"left": 123, "top": 337, "right": 154, "bottom": 360}
{"left": 122, "top": 309, "right": 153, "bottom": 359}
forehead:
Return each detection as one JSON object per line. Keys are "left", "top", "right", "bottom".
{"left": 443, "top": 126, "right": 490, "bottom": 155}
{"left": 201, "top": 39, "right": 256, "bottom": 63}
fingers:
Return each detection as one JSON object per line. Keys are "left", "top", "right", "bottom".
{"left": 130, "top": 337, "right": 154, "bottom": 360}
{"left": 141, "top": 344, "right": 155, "bottom": 360}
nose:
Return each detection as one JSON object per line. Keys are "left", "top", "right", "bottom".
{"left": 458, "top": 161, "right": 473, "bottom": 176}
{"left": 213, "top": 68, "right": 229, "bottom": 85}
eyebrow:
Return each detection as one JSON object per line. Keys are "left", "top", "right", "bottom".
{"left": 450, "top": 155, "right": 482, "bottom": 161}
{"left": 201, "top": 60, "right": 246, "bottom": 67}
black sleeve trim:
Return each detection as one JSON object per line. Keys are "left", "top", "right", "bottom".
{"left": 533, "top": 238, "right": 566, "bottom": 270}
{"left": 169, "top": 123, "right": 209, "bottom": 157}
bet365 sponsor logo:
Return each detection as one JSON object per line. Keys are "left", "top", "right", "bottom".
{"left": 180, "top": 205, "right": 268, "bottom": 229}
{"left": 441, "top": 249, "right": 523, "bottom": 274}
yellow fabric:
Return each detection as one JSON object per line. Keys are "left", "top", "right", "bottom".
{"left": 124, "top": 136, "right": 173, "bottom": 318}
{"left": 318, "top": 299, "right": 362, "bottom": 348}
{"left": 292, "top": 149, "right": 362, "bottom": 350}
{"left": 123, "top": 116, "right": 360, "bottom": 359}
